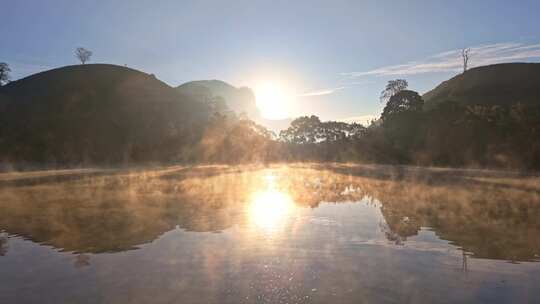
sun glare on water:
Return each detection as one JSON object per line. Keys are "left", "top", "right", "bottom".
{"left": 254, "top": 82, "right": 292, "bottom": 120}
{"left": 248, "top": 174, "right": 295, "bottom": 232}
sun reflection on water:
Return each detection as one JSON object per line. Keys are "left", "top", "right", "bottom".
{"left": 248, "top": 174, "right": 295, "bottom": 232}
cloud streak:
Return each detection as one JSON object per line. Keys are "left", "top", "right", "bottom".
{"left": 297, "top": 86, "right": 345, "bottom": 97}
{"left": 342, "top": 42, "right": 540, "bottom": 77}
{"left": 296, "top": 80, "right": 372, "bottom": 97}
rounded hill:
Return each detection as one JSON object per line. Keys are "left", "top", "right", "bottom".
{"left": 0, "top": 64, "right": 208, "bottom": 166}
{"left": 177, "top": 79, "right": 260, "bottom": 119}
{"left": 423, "top": 63, "right": 540, "bottom": 109}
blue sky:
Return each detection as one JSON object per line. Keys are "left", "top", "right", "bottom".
{"left": 2, "top": 0, "right": 540, "bottom": 122}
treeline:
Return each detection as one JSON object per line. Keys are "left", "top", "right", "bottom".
{"left": 200, "top": 82, "right": 540, "bottom": 170}
{"left": 1, "top": 65, "right": 539, "bottom": 170}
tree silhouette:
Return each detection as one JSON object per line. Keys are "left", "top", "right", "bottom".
{"left": 381, "top": 90, "right": 425, "bottom": 158}
{"left": 381, "top": 90, "right": 424, "bottom": 120}
{"left": 380, "top": 79, "right": 408, "bottom": 103}
{"left": 75, "top": 47, "right": 93, "bottom": 64}
{"left": 279, "top": 116, "right": 322, "bottom": 144}
{"left": 0, "top": 62, "right": 11, "bottom": 86}
{"left": 0, "top": 234, "right": 7, "bottom": 256}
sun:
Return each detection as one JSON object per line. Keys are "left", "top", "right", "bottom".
{"left": 254, "top": 82, "right": 291, "bottom": 120}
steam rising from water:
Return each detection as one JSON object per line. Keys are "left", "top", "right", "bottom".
{"left": 0, "top": 164, "right": 539, "bottom": 303}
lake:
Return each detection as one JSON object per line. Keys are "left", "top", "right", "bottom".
{"left": 1, "top": 164, "right": 539, "bottom": 303}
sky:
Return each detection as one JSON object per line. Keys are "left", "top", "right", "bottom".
{"left": 2, "top": 0, "right": 540, "bottom": 122}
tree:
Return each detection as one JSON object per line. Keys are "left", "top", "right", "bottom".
{"left": 381, "top": 90, "right": 424, "bottom": 120}
{"left": 0, "top": 62, "right": 11, "bottom": 86}
{"left": 381, "top": 90, "right": 425, "bottom": 159}
{"left": 380, "top": 79, "right": 408, "bottom": 103}
{"left": 317, "top": 121, "right": 366, "bottom": 142}
{"left": 279, "top": 116, "right": 322, "bottom": 144}
{"left": 75, "top": 47, "right": 92, "bottom": 64}
{"left": 462, "top": 48, "right": 471, "bottom": 73}
{"left": 198, "top": 114, "right": 276, "bottom": 163}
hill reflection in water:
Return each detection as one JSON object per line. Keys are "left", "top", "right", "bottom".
{"left": 0, "top": 164, "right": 538, "bottom": 260}
{"left": 1, "top": 164, "right": 540, "bottom": 303}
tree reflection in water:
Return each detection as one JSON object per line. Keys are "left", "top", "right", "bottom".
{"left": 0, "top": 164, "right": 539, "bottom": 261}
{"left": 0, "top": 233, "right": 7, "bottom": 256}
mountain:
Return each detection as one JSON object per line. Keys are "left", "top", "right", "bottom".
{"left": 0, "top": 64, "right": 209, "bottom": 166}
{"left": 423, "top": 63, "right": 540, "bottom": 110}
{"left": 177, "top": 80, "right": 261, "bottom": 119}
{"left": 176, "top": 80, "right": 291, "bottom": 133}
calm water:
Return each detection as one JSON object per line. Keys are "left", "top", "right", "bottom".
{"left": 1, "top": 164, "right": 539, "bottom": 303}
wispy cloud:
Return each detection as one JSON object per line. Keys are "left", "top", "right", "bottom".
{"left": 342, "top": 42, "right": 540, "bottom": 77}
{"left": 339, "top": 80, "right": 373, "bottom": 86}
{"left": 296, "top": 80, "right": 372, "bottom": 97}
{"left": 297, "top": 86, "right": 345, "bottom": 97}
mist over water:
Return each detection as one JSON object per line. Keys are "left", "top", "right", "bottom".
{"left": 0, "top": 164, "right": 539, "bottom": 303}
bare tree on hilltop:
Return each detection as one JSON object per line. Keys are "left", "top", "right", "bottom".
{"left": 462, "top": 48, "right": 471, "bottom": 73}
{"left": 0, "top": 62, "right": 11, "bottom": 86}
{"left": 75, "top": 47, "right": 93, "bottom": 64}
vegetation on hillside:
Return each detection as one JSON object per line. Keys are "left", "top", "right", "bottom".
{"left": 280, "top": 97, "right": 540, "bottom": 169}
{"left": 423, "top": 63, "right": 540, "bottom": 109}
{"left": 0, "top": 64, "right": 209, "bottom": 166}
{"left": 0, "top": 63, "right": 539, "bottom": 170}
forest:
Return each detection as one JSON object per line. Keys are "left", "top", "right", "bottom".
{"left": 197, "top": 86, "right": 540, "bottom": 169}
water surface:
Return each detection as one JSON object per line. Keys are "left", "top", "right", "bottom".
{"left": 1, "top": 164, "right": 539, "bottom": 303}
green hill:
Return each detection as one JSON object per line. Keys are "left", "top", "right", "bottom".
{"left": 0, "top": 64, "right": 209, "bottom": 166}
{"left": 423, "top": 63, "right": 540, "bottom": 110}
